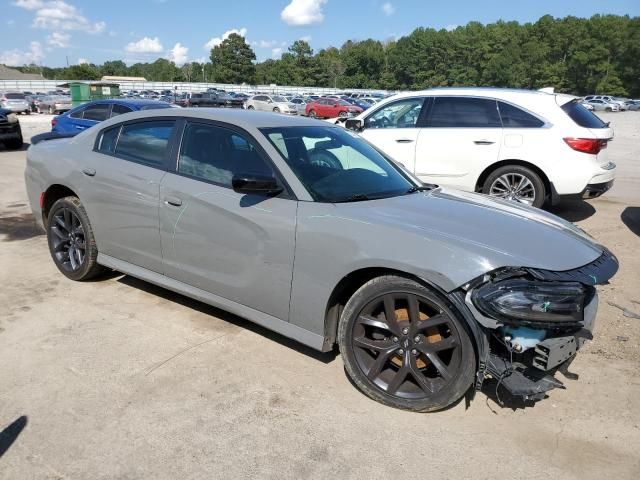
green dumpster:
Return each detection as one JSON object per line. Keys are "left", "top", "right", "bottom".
{"left": 59, "top": 82, "right": 121, "bottom": 107}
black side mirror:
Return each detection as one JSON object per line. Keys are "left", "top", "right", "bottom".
{"left": 232, "top": 174, "right": 283, "bottom": 195}
{"left": 345, "top": 119, "right": 364, "bottom": 131}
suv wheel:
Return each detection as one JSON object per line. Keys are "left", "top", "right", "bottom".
{"left": 338, "top": 275, "right": 476, "bottom": 412}
{"left": 483, "top": 165, "right": 545, "bottom": 208}
{"left": 47, "top": 196, "right": 104, "bottom": 281}
{"left": 247, "top": 105, "right": 255, "bottom": 110}
{"left": 273, "top": 107, "right": 280, "bottom": 113}
{"left": 308, "top": 109, "right": 317, "bottom": 118}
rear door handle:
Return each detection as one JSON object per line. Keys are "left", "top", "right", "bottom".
{"left": 474, "top": 140, "right": 495, "bottom": 145}
{"left": 82, "top": 168, "right": 96, "bottom": 177}
{"left": 164, "top": 196, "right": 183, "bottom": 207}
{"left": 395, "top": 138, "right": 414, "bottom": 143}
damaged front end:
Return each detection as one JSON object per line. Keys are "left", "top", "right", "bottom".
{"left": 450, "top": 248, "right": 618, "bottom": 403}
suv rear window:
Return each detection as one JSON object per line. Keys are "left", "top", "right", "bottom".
{"left": 5, "top": 93, "right": 26, "bottom": 99}
{"left": 561, "top": 99, "right": 607, "bottom": 129}
{"left": 497, "top": 102, "right": 544, "bottom": 128}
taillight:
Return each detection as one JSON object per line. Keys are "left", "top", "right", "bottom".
{"left": 563, "top": 137, "right": 608, "bottom": 155}
{"left": 39, "top": 192, "right": 45, "bottom": 209}
{"left": 51, "top": 118, "right": 57, "bottom": 127}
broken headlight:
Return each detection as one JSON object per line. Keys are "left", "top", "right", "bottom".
{"left": 472, "top": 279, "right": 587, "bottom": 325}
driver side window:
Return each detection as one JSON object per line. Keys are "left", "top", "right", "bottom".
{"left": 364, "top": 98, "right": 425, "bottom": 129}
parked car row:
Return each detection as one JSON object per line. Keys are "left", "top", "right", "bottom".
{"left": 581, "top": 95, "right": 640, "bottom": 112}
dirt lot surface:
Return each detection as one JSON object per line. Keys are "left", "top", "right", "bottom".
{"left": 1, "top": 113, "right": 639, "bottom": 479}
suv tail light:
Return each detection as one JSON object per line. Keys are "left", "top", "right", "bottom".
{"left": 563, "top": 137, "right": 608, "bottom": 155}
{"left": 51, "top": 117, "right": 57, "bottom": 128}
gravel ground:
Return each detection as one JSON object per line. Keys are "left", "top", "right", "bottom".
{"left": 0, "top": 111, "right": 639, "bottom": 479}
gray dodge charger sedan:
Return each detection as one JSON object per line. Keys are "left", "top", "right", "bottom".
{"left": 25, "top": 109, "right": 618, "bottom": 412}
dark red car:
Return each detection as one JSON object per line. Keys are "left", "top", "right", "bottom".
{"left": 305, "top": 98, "right": 363, "bottom": 119}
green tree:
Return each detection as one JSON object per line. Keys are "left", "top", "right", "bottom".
{"left": 210, "top": 33, "right": 256, "bottom": 83}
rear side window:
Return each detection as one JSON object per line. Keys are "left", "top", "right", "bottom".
{"left": 111, "top": 104, "right": 132, "bottom": 117}
{"left": 69, "top": 107, "right": 85, "bottom": 119}
{"left": 97, "top": 126, "right": 120, "bottom": 154}
{"left": 115, "top": 121, "right": 175, "bottom": 167}
{"left": 561, "top": 100, "right": 607, "bottom": 129}
{"left": 428, "top": 97, "right": 501, "bottom": 128}
{"left": 83, "top": 104, "right": 110, "bottom": 121}
{"left": 497, "top": 102, "right": 544, "bottom": 128}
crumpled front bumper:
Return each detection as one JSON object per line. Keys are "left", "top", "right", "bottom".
{"left": 452, "top": 248, "right": 618, "bottom": 403}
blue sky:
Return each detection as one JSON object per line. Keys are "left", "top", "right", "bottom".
{"left": 2, "top": 0, "right": 639, "bottom": 67}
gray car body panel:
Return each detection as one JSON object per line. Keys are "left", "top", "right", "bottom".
{"left": 25, "top": 108, "right": 604, "bottom": 352}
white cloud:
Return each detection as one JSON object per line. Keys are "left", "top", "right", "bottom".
{"left": 258, "top": 40, "right": 278, "bottom": 48}
{"left": 77, "top": 57, "right": 87, "bottom": 64}
{"left": 271, "top": 47, "right": 283, "bottom": 58}
{"left": 299, "top": 35, "right": 312, "bottom": 42}
{"left": 204, "top": 27, "right": 247, "bottom": 50}
{"left": 167, "top": 42, "right": 188, "bottom": 65}
{"left": 0, "top": 41, "right": 44, "bottom": 66}
{"left": 47, "top": 31, "right": 70, "bottom": 48}
{"left": 13, "top": 0, "right": 106, "bottom": 34}
{"left": 281, "top": 0, "right": 327, "bottom": 26}
{"left": 7, "top": 19, "right": 16, "bottom": 26}
{"left": 125, "top": 36, "right": 163, "bottom": 53}
{"left": 445, "top": 24, "right": 459, "bottom": 31}
{"left": 382, "top": 2, "right": 395, "bottom": 16}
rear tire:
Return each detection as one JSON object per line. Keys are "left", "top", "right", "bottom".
{"left": 247, "top": 105, "right": 255, "bottom": 110}
{"left": 482, "top": 164, "right": 546, "bottom": 208}
{"left": 5, "top": 132, "right": 23, "bottom": 150}
{"left": 309, "top": 109, "right": 317, "bottom": 118}
{"left": 338, "top": 275, "right": 476, "bottom": 412}
{"left": 273, "top": 107, "right": 280, "bottom": 113}
{"left": 605, "top": 107, "right": 612, "bottom": 112}
{"left": 47, "top": 196, "right": 104, "bottom": 281}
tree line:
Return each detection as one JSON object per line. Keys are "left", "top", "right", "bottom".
{"left": 13, "top": 14, "right": 640, "bottom": 96}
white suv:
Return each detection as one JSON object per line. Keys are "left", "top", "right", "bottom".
{"left": 346, "top": 88, "right": 616, "bottom": 207}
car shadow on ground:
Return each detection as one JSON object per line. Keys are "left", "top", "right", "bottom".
{"left": 0, "top": 416, "right": 28, "bottom": 459}
{"left": 547, "top": 200, "right": 596, "bottom": 222}
{"left": 621, "top": 207, "right": 640, "bottom": 237}
{"left": 116, "top": 275, "right": 339, "bottom": 364}
{"left": 0, "top": 142, "right": 30, "bottom": 153}
{"left": 0, "top": 212, "right": 44, "bottom": 241}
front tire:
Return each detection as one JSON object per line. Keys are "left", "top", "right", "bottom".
{"left": 5, "top": 132, "right": 23, "bottom": 150}
{"left": 482, "top": 164, "right": 546, "bottom": 208}
{"left": 247, "top": 105, "right": 255, "bottom": 110}
{"left": 338, "top": 275, "right": 476, "bottom": 412}
{"left": 273, "top": 107, "right": 280, "bottom": 113}
{"left": 308, "top": 109, "right": 317, "bottom": 118}
{"left": 47, "top": 196, "right": 104, "bottom": 281}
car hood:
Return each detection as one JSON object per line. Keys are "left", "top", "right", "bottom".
{"left": 333, "top": 188, "right": 603, "bottom": 273}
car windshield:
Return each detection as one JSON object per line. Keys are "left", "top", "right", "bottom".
{"left": 272, "top": 96, "right": 287, "bottom": 103}
{"left": 260, "top": 126, "right": 414, "bottom": 202}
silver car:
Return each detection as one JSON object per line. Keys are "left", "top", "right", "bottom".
{"left": 0, "top": 91, "right": 31, "bottom": 114}
{"left": 38, "top": 95, "right": 72, "bottom": 114}
{"left": 25, "top": 109, "right": 618, "bottom": 412}
{"left": 246, "top": 94, "right": 297, "bottom": 114}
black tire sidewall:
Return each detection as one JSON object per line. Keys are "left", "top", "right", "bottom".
{"left": 482, "top": 164, "right": 546, "bottom": 208}
{"left": 47, "top": 196, "right": 102, "bottom": 281}
{"left": 338, "top": 275, "right": 476, "bottom": 412}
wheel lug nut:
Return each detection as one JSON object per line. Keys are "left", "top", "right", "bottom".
{"left": 414, "top": 335, "right": 421, "bottom": 342}
{"left": 392, "top": 337, "right": 398, "bottom": 343}
{"left": 402, "top": 327, "right": 409, "bottom": 335}
{"left": 398, "top": 349, "right": 404, "bottom": 355}
{"left": 411, "top": 349, "right": 418, "bottom": 355}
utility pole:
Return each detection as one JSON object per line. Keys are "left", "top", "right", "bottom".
{"left": 202, "top": 65, "right": 205, "bottom": 83}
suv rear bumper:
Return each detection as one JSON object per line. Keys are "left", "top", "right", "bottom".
{"left": 581, "top": 180, "right": 614, "bottom": 199}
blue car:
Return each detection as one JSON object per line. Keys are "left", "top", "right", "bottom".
{"left": 52, "top": 99, "right": 175, "bottom": 134}
{"left": 343, "top": 97, "right": 371, "bottom": 111}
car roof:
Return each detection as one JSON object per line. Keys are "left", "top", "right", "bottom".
{"left": 100, "top": 107, "right": 332, "bottom": 129}
{"left": 391, "top": 86, "right": 560, "bottom": 100}
{"left": 91, "top": 98, "right": 166, "bottom": 107}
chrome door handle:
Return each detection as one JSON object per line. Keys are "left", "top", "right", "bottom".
{"left": 395, "top": 138, "right": 414, "bottom": 143}
{"left": 75, "top": 125, "right": 86, "bottom": 130}
{"left": 82, "top": 168, "right": 96, "bottom": 177}
{"left": 474, "top": 140, "right": 495, "bottom": 145}
{"left": 164, "top": 196, "right": 182, "bottom": 207}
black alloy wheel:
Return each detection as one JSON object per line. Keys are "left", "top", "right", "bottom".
{"left": 339, "top": 276, "right": 475, "bottom": 412}
{"left": 47, "top": 197, "right": 104, "bottom": 281}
